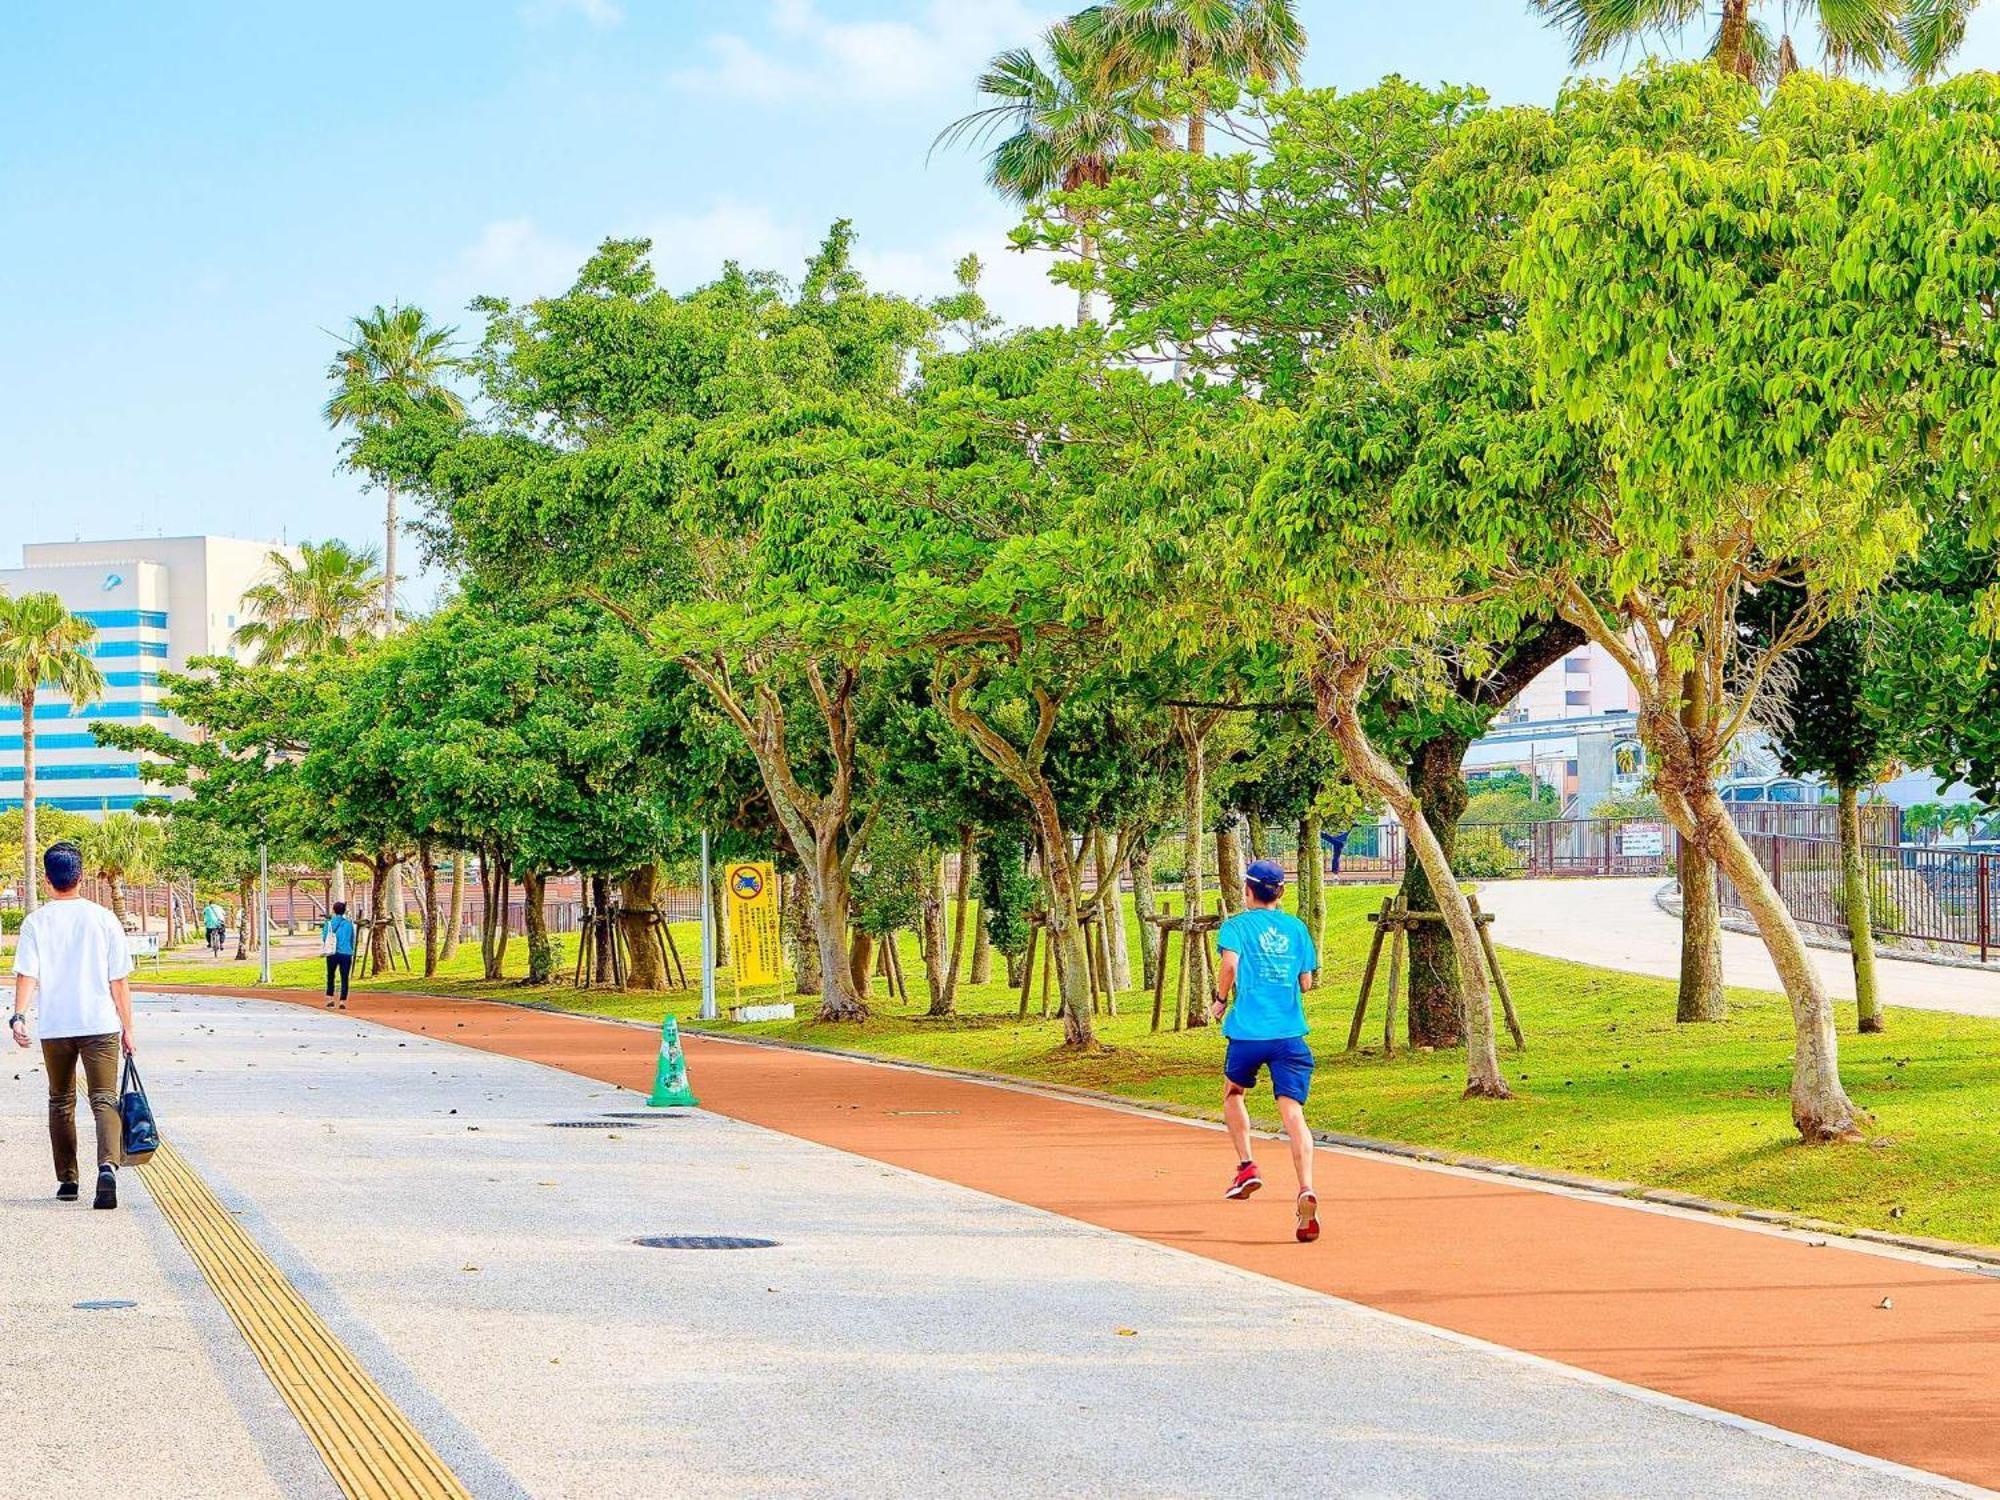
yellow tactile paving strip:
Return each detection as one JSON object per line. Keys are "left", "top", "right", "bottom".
{"left": 139, "top": 1142, "right": 472, "bottom": 1500}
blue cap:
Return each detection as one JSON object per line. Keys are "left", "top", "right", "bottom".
{"left": 1245, "top": 858, "right": 1286, "bottom": 895}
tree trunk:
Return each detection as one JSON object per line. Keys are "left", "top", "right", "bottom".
{"left": 331, "top": 861, "right": 347, "bottom": 906}
{"left": 786, "top": 872, "right": 822, "bottom": 996}
{"left": 1246, "top": 811, "right": 1268, "bottom": 861}
{"left": 970, "top": 906, "right": 993, "bottom": 983}
{"left": 382, "top": 476, "right": 398, "bottom": 633}
{"left": 440, "top": 855, "right": 464, "bottom": 961}
{"left": 1716, "top": 0, "right": 1755, "bottom": 77}
{"left": 235, "top": 875, "right": 254, "bottom": 961}
{"left": 848, "top": 929, "right": 876, "bottom": 999}
{"left": 1400, "top": 731, "right": 1470, "bottom": 1048}
{"left": 1676, "top": 840, "right": 1727, "bottom": 1023}
{"left": 618, "top": 865, "right": 667, "bottom": 990}
{"left": 1325, "top": 682, "right": 1509, "bottom": 1099}
{"left": 1676, "top": 674, "right": 1726, "bottom": 1023}
{"left": 284, "top": 877, "right": 297, "bottom": 935}
{"left": 107, "top": 875, "right": 129, "bottom": 928}
{"left": 711, "top": 874, "right": 733, "bottom": 970}
{"left": 367, "top": 859, "right": 390, "bottom": 975}
{"left": 1093, "top": 828, "right": 1131, "bottom": 991}
{"left": 1075, "top": 226, "right": 1097, "bottom": 329}
{"left": 1187, "top": 107, "right": 1206, "bottom": 157}
{"left": 1215, "top": 822, "right": 1246, "bottom": 915}
{"left": 19, "top": 690, "right": 36, "bottom": 915}
{"left": 1131, "top": 840, "right": 1161, "bottom": 991}
{"left": 920, "top": 853, "right": 948, "bottom": 1008}
{"left": 478, "top": 850, "right": 510, "bottom": 982}
{"left": 1174, "top": 711, "right": 1213, "bottom": 1029}
{"left": 809, "top": 835, "right": 868, "bottom": 1021}
{"left": 1297, "top": 814, "right": 1325, "bottom": 955}
{"left": 420, "top": 840, "right": 439, "bottom": 978}
{"left": 523, "top": 871, "right": 554, "bottom": 985}
{"left": 1840, "top": 778, "right": 1884, "bottom": 1034}
{"left": 1685, "top": 788, "right": 1861, "bottom": 1141}
{"left": 387, "top": 857, "right": 406, "bottom": 940}
{"left": 938, "top": 832, "right": 974, "bottom": 1016}
{"left": 590, "top": 874, "right": 614, "bottom": 985}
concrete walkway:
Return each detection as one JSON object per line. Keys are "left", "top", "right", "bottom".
{"left": 8, "top": 988, "right": 1986, "bottom": 1497}
{"left": 153, "top": 983, "right": 2000, "bottom": 1495}
{"left": 1475, "top": 876, "right": 2000, "bottom": 1020}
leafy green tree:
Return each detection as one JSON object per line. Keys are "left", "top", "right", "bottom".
{"left": 1076, "top": 0, "right": 1307, "bottom": 156}
{"left": 1054, "top": 77, "right": 1581, "bottom": 1046}
{"left": 324, "top": 304, "right": 464, "bottom": 632}
{"left": 935, "top": 19, "right": 1153, "bottom": 327}
{"left": 94, "top": 658, "right": 313, "bottom": 957}
{"left": 403, "top": 229, "right": 927, "bottom": 1020}
{"left": 1405, "top": 66, "right": 1940, "bottom": 1138}
{"left": 81, "top": 812, "right": 165, "bottom": 929}
{"left": 0, "top": 592, "right": 105, "bottom": 914}
{"left": 235, "top": 540, "right": 383, "bottom": 661}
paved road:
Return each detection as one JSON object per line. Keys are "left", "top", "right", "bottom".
{"left": 5, "top": 990, "right": 1975, "bottom": 1498}
{"left": 1475, "top": 876, "right": 2000, "bottom": 1020}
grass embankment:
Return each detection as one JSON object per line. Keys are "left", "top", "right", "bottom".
{"left": 160, "top": 886, "right": 2000, "bottom": 1247}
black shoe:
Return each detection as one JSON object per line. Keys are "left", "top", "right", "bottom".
{"left": 93, "top": 1166, "right": 117, "bottom": 1210}
{"left": 56, "top": 1181, "right": 78, "bottom": 1202}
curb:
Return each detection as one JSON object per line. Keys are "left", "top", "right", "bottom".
{"left": 140, "top": 978, "right": 2000, "bottom": 1274}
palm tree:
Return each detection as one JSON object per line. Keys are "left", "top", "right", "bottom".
{"left": 235, "top": 540, "right": 384, "bottom": 661}
{"left": 1076, "top": 0, "right": 1307, "bottom": 156}
{"left": 83, "top": 812, "right": 164, "bottom": 929}
{"left": 935, "top": 21, "right": 1155, "bottom": 326}
{"left": 0, "top": 594, "right": 105, "bottom": 914}
{"left": 323, "top": 304, "right": 464, "bottom": 634}
{"left": 1532, "top": 0, "right": 1979, "bottom": 85}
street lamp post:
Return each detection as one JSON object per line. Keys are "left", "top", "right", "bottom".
{"left": 699, "top": 830, "right": 718, "bottom": 1021}
{"left": 258, "top": 842, "right": 272, "bottom": 985}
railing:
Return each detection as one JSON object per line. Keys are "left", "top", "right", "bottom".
{"left": 1723, "top": 833, "right": 2000, "bottom": 961}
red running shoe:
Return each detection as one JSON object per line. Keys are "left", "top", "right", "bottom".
{"left": 1295, "top": 1190, "right": 1320, "bottom": 1243}
{"left": 1224, "top": 1162, "right": 1262, "bottom": 1200}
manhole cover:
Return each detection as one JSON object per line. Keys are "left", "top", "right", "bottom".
{"left": 73, "top": 1299, "right": 137, "bottom": 1311}
{"left": 547, "top": 1120, "right": 658, "bottom": 1129}
{"left": 635, "top": 1235, "right": 779, "bottom": 1251}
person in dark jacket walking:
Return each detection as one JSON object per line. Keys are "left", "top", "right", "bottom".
{"left": 322, "top": 901, "right": 357, "bottom": 1009}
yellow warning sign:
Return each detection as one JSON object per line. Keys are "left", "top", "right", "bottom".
{"left": 726, "top": 862, "right": 783, "bottom": 987}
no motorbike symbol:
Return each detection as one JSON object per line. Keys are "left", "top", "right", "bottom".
{"left": 730, "top": 867, "right": 765, "bottom": 901}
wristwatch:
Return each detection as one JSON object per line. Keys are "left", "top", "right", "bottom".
{"left": 7, "top": 1012, "right": 25, "bottom": 1031}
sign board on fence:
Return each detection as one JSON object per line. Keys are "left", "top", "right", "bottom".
{"left": 1621, "top": 823, "right": 1666, "bottom": 858}
{"left": 725, "top": 862, "right": 783, "bottom": 986}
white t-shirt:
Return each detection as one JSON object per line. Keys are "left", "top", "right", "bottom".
{"left": 13, "top": 899, "right": 133, "bottom": 1039}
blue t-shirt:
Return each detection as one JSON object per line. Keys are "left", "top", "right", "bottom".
{"left": 322, "top": 915, "right": 356, "bottom": 957}
{"left": 1217, "top": 907, "right": 1316, "bottom": 1040}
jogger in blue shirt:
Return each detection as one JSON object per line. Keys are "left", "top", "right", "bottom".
{"left": 1212, "top": 857, "right": 1321, "bottom": 1242}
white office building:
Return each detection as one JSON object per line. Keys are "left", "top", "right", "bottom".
{"left": 0, "top": 535, "right": 296, "bottom": 815}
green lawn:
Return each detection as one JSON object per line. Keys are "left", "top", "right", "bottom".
{"left": 157, "top": 885, "right": 2000, "bottom": 1248}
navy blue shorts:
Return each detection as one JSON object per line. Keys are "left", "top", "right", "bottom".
{"left": 1224, "top": 1036, "right": 1315, "bottom": 1103}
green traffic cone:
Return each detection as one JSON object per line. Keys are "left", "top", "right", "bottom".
{"left": 647, "top": 1013, "right": 699, "bottom": 1108}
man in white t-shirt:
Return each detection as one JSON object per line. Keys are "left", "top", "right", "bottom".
{"left": 9, "top": 841, "right": 135, "bottom": 1209}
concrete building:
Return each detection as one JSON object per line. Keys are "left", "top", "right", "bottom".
{"left": 0, "top": 535, "right": 296, "bottom": 814}
{"left": 1496, "top": 641, "right": 1641, "bottom": 724}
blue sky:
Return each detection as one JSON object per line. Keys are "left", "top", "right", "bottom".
{"left": 6, "top": 1, "right": 2000, "bottom": 607}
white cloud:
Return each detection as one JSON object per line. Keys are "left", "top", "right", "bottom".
{"left": 443, "top": 202, "right": 1074, "bottom": 329}
{"left": 520, "top": 0, "right": 623, "bottom": 25}
{"left": 672, "top": 0, "right": 1063, "bottom": 105}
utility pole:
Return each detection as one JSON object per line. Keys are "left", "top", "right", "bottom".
{"left": 258, "top": 842, "right": 272, "bottom": 985}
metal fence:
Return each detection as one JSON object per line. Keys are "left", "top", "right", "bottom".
{"left": 1722, "top": 832, "right": 2000, "bottom": 960}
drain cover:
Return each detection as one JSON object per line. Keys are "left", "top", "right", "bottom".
{"left": 635, "top": 1235, "right": 779, "bottom": 1251}
{"left": 547, "top": 1120, "right": 657, "bottom": 1129}
{"left": 73, "top": 1299, "right": 137, "bottom": 1311}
